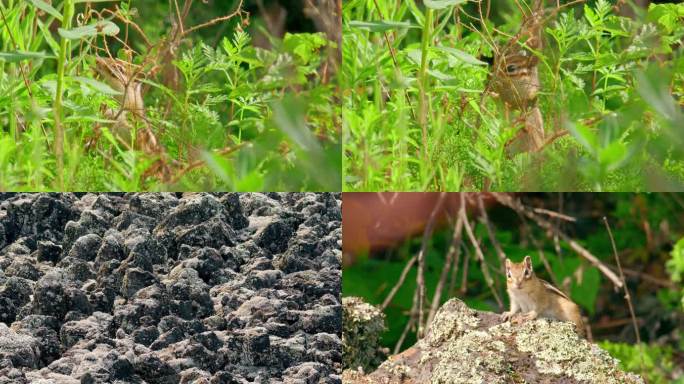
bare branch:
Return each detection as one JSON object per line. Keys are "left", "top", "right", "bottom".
{"left": 381, "top": 255, "right": 416, "bottom": 311}
{"left": 426, "top": 211, "right": 464, "bottom": 331}
{"left": 416, "top": 193, "right": 448, "bottom": 338}
{"left": 461, "top": 194, "right": 503, "bottom": 310}
{"left": 477, "top": 195, "right": 506, "bottom": 274}
{"left": 603, "top": 217, "right": 642, "bottom": 344}
{"left": 493, "top": 193, "right": 623, "bottom": 288}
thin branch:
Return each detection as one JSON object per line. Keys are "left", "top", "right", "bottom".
{"left": 394, "top": 292, "right": 418, "bottom": 355}
{"left": 532, "top": 207, "right": 577, "bottom": 222}
{"left": 477, "top": 194, "right": 506, "bottom": 274}
{"left": 448, "top": 241, "right": 462, "bottom": 297}
{"left": 554, "top": 193, "right": 563, "bottom": 259}
{"left": 426, "top": 211, "right": 464, "bottom": 331}
{"left": 381, "top": 255, "right": 416, "bottom": 311}
{"left": 603, "top": 217, "right": 642, "bottom": 344}
{"left": 618, "top": 267, "right": 678, "bottom": 289}
{"left": 493, "top": 193, "right": 623, "bottom": 288}
{"left": 461, "top": 194, "right": 503, "bottom": 310}
{"left": 460, "top": 241, "right": 471, "bottom": 295}
{"left": 416, "top": 193, "right": 447, "bottom": 338}
{"left": 184, "top": 0, "right": 244, "bottom": 36}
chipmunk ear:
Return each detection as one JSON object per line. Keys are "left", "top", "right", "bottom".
{"left": 523, "top": 255, "right": 532, "bottom": 271}
{"left": 505, "top": 258, "right": 512, "bottom": 272}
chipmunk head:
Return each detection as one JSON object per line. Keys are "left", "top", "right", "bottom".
{"left": 505, "top": 255, "right": 534, "bottom": 289}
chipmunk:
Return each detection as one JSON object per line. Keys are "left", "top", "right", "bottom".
{"left": 501, "top": 256, "right": 585, "bottom": 336}
{"left": 490, "top": 1, "right": 546, "bottom": 154}
{"left": 91, "top": 55, "right": 172, "bottom": 181}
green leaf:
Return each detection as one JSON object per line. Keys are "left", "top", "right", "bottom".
{"left": 424, "top": 0, "right": 468, "bottom": 10}
{"left": 0, "top": 50, "right": 54, "bottom": 62}
{"left": 647, "top": 3, "right": 684, "bottom": 33}
{"left": 72, "top": 76, "right": 123, "bottom": 96}
{"left": 567, "top": 121, "right": 597, "bottom": 154}
{"left": 347, "top": 20, "right": 417, "bottom": 32}
{"left": 598, "top": 141, "right": 627, "bottom": 170}
{"left": 27, "top": 0, "right": 62, "bottom": 21}
{"left": 58, "top": 21, "right": 119, "bottom": 40}
{"left": 283, "top": 32, "right": 328, "bottom": 63}
{"left": 667, "top": 237, "right": 684, "bottom": 283}
{"left": 433, "top": 46, "right": 486, "bottom": 66}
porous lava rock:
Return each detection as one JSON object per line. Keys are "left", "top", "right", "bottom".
{"left": 0, "top": 193, "right": 341, "bottom": 383}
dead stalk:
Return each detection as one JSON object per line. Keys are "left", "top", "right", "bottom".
{"left": 603, "top": 217, "right": 644, "bottom": 372}
{"left": 426, "top": 211, "right": 464, "bottom": 331}
{"left": 461, "top": 194, "right": 503, "bottom": 310}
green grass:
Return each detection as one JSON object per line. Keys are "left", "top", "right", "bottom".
{"left": 0, "top": 0, "right": 341, "bottom": 191}
{"left": 342, "top": 0, "right": 684, "bottom": 191}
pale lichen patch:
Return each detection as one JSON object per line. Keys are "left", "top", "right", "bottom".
{"left": 426, "top": 299, "right": 480, "bottom": 347}
{"left": 514, "top": 319, "right": 644, "bottom": 384}
{"left": 431, "top": 329, "right": 508, "bottom": 384}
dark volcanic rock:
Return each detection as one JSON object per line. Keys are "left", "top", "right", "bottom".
{"left": 0, "top": 324, "right": 40, "bottom": 368}
{"left": 0, "top": 193, "right": 341, "bottom": 382}
{"left": 67, "top": 233, "right": 102, "bottom": 261}
{"left": 36, "top": 240, "right": 62, "bottom": 263}
{"left": 32, "top": 271, "right": 72, "bottom": 320}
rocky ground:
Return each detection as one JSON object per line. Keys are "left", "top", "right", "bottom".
{"left": 0, "top": 193, "right": 341, "bottom": 383}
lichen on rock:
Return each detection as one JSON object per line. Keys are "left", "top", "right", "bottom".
{"left": 342, "top": 296, "right": 387, "bottom": 373}
{"left": 343, "top": 298, "right": 644, "bottom": 384}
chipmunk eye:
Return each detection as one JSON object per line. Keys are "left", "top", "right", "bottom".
{"left": 506, "top": 64, "right": 517, "bottom": 73}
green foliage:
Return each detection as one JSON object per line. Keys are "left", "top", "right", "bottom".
{"left": 599, "top": 341, "right": 684, "bottom": 384}
{"left": 342, "top": 0, "right": 684, "bottom": 191}
{"left": 667, "top": 237, "right": 684, "bottom": 311}
{"left": 0, "top": 1, "right": 340, "bottom": 191}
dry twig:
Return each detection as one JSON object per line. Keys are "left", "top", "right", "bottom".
{"left": 477, "top": 195, "right": 507, "bottom": 274}
{"left": 416, "top": 193, "right": 447, "bottom": 338}
{"left": 426, "top": 210, "right": 464, "bottom": 331}
{"left": 493, "top": 193, "right": 623, "bottom": 288}
{"left": 604, "top": 216, "right": 645, "bottom": 375}
{"left": 461, "top": 194, "right": 503, "bottom": 310}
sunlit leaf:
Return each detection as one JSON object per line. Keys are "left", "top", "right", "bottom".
{"left": 424, "top": 0, "right": 468, "bottom": 10}
{"left": 58, "top": 21, "right": 119, "bottom": 40}
{"left": 27, "top": 0, "right": 62, "bottom": 21}
{"left": 348, "top": 20, "right": 416, "bottom": 32}
{"left": 0, "top": 51, "right": 54, "bottom": 62}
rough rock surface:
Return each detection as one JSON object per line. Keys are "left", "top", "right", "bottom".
{"left": 342, "top": 299, "right": 644, "bottom": 384}
{"left": 342, "top": 296, "right": 387, "bottom": 373}
{"left": 0, "top": 193, "right": 342, "bottom": 383}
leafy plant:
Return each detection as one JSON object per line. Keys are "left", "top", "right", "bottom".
{"left": 342, "top": 0, "right": 684, "bottom": 191}
{"left": 0, "top": 0, "right": 340, "bottom": 191}
{"left": 599, "top": 342, "right": 684, "bottom": 384}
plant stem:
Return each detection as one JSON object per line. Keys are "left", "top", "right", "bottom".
{"left": 54, "top": 0, "right": 74, "bottom": 189}
{"left": 418, "top": 8, "right": 433, "bottom": 163}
